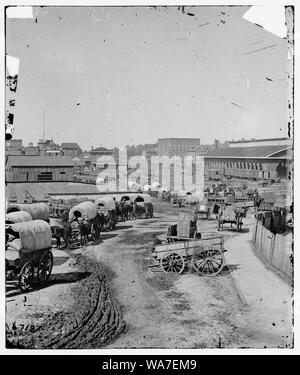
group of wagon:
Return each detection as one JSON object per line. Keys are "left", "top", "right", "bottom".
{"left": 115, "top": 194, "right": 154, "bottom": 221}
{"left": 50, "top": 194, "right": 154, "bottom": 248}
{"left": 6, "top": 203, "right": 54, "bottom": 292}
{"left": 193, "top": 194, "right": 253, "bottom": 232}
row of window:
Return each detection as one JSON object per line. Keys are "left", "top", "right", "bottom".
{"left": 206, "top": 161, "right": 263, "bottom": 170}
{"left": 159, "top": 144, "right": 196, "bottom": 153}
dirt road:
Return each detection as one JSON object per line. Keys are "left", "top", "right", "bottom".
{"left": 6, "top": 201, "right": 293, "bottom": 349}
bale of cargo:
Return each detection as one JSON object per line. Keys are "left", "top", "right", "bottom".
{"left": 6, "top": 210, "right": 33, "bottom": 224}
{"left": 18, "top": 203, "right": 50, "bottom": 221}
{"left": 69, "top": 201, "right": 97, "bottom": 221}
{"left": 7, "top": 220, "right": 52, "bottom": 253}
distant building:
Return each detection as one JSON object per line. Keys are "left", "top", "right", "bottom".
{"left": 22, "top": 146, "right": 40, "bottom": 156}
{"left": 90, "top": 146, "right": 115, "bottom": 165}
{"left": 229, "top": 137, "right": 292, "bottom": 148}
{"left": 45, "top": 149, "right": 61, "bottom": 157}
{"left": 61, "top": 142, "right": 81, "bottom": 157}
{"left": 6, "top": 139, "right": 23, "bottom": 155}
{"left": 6, "top": 156, "right": 75, "bottom": 182}
{"left": 204, "top": 138, "right": 293, "bottom": 181}
{"left": 7, "top": 139, "right": 22, "bottom": 150}
{"left": 157, "top": 138, "right": 200, "bottom": 159}
{"left": 38, "top": 139, "right": 60, "bottom": 156}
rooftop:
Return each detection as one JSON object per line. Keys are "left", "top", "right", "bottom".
{"left": 7, "top": 156, "right": 75, "bottom": 167}
{"left": 6, "top": 182, "right": 100, "bottom": 202}
{"left": 90, "top": 146, "right": 114, "bottom": 153}
{"left": 203, "top": 145, "right": 293, "bottom": 159}
{"left": 61, "top": 142, "right": 79, "bottom": 149}
{"left": 229, "top": 137, "right": 291, "bottom": 144}
{"left": 158, "top": 138, "right": 200, "bottom": 141}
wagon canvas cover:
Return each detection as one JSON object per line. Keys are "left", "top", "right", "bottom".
{"left": 8, "top": 220, "right": 52, "bottom": 253}
{"left": 69, "top": 201, "right": 97, "bottom": 221}
{"left": 95, "top": 197, "right": 116, "bottom": 211}
{"left": 18, "top": 202, "right": 50, "bottom": 221}
{"left": 6, "top": 210, "right": 32, "bottom": 224}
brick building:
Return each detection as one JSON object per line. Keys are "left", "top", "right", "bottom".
{"left": 158, "top": 138, "right": 200, "bottom": 159}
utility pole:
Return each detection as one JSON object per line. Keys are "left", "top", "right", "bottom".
{"left": 43, "top": 110, "right": 46, "bottom": 140}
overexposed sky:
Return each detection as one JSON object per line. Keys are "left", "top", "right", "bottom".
{"left": 6, "top": 5, "right": 289, "bottom": 150}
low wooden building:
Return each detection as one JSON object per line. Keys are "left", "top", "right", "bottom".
{"left": 6, "top": 156, "right": 75, "bottom": 182}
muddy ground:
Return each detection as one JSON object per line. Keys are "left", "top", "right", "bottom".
{"left": 6, "top": 201, "right": 293, "bottom": 349}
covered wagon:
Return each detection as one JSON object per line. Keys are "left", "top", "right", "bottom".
{"left": 95, "top": 196, "right": 117, "bottom": 230}
{"left": 68, "top": 201, "right": 98, "bottom": 246}
{"left": 6, "top": 220, "right": 53, "bottom": 292}
{"left": 6, "top": 210, "right": 33, "bottom": 224}
{"left": 69, "top": 201, "right": 97, "bottom": 221}
{"left": 17, "top": 203, "right": 50, "bottom": 222}
{"left": 133, "top": 194, "right": 153, "bottom": 219}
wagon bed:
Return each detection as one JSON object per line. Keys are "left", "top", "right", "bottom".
{"left": 152, "top": 235, "right": 226, "bottom": 276}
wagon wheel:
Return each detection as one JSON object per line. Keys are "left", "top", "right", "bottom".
{"left": 19, "top": 262, "right": 34, "bottom": 292}
{"left": 192, "top": 249, "right": 224, "bottom": 276}
{"left": 37, "top": 251, "right": 53, "bottom": 284}
{"left": 160, "top": 253, "right": 185, "bottom": 274}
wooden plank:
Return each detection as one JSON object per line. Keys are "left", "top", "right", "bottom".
{"left": 154, "top": 237, "right": 223, "bottom": 253}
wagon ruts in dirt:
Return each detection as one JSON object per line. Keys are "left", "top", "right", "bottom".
{"left": 152, "top": 236, "right": 226, "bottom": 276}
{"left": 5, "top": 220, "right": 53, "bottom": 292}
{"left": 166, "top": 212, "right": 201, "bottom": 242}
{"left": 217, "top": 206, "right": 243, "bottom": 232}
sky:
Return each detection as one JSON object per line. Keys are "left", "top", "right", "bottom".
{"left": 6, "top": 6, "right": 289, "bottom": 151}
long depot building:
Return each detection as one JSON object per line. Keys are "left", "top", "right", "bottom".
{"left": 203, "top": 137, "right": 293, "bottom": 181}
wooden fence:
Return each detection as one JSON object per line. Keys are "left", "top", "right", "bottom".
{"left": 252, "top": 219, "right": 293, "bottom": 280}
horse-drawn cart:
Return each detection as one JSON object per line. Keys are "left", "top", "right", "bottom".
{"left": 6, "top": 220, "right": 53, "bottom": 292}
{"left": 68, "top": 201, "right": 98, "bottom": 246}
{"left": 95, "top": 196, "right": 117, "bottom": 230}
{"left": 217, "top": 206, "right": 243, "bottom": 231}
{"left": 6, "top": 210, "right": 33, "bottom": 224}
{"left": 7, "top": 202, "right": 50, "bottom": 222}
{"left": 133, "top": 194, "right": 153, "bottom": 219}
{"left": 152, "top": 236, "right": 226, "bottom": 276}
